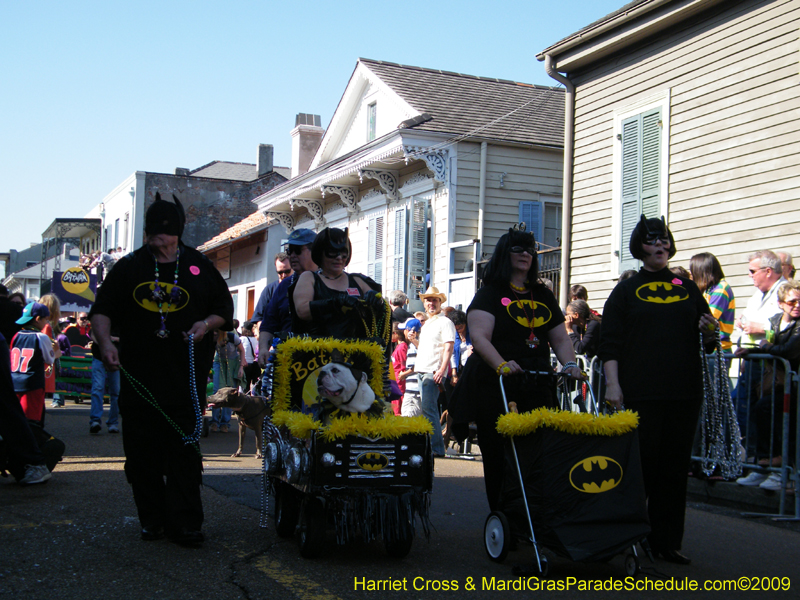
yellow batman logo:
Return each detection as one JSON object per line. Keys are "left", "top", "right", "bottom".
{"left": 569, "top": 456, "right": 623, "bottom": 493}
{"left": 133, "top": 282, "right": 190, "bottom": 313}
{"left": 635, "top": 281, "right": 689, "bottom": 304}
{"left": 356, "top": 452, "right": 389, "bottom": 471}
{"left": 505, "top": 300, "right": 552, "bottom": 328}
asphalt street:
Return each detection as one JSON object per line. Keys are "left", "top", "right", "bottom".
{"left": 1, "top": 402, "right": 797, "bottom": 599}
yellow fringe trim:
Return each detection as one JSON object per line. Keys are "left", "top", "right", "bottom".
{"left": 319, "top": 413, "right": 433, "bottom": 441}
{"left": 272, "top": 410, "right": 320, "bottom": 439}
{"left": 271, "top": 336, "right": 385, "bottom": 413}
{"left": 496, "top": 408, "right": 639, "bottom": 438}
{"left": 272, "top": 410, "right": 432, "bottom": 440}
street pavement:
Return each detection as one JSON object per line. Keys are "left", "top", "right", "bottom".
{"left": 1, "top": 402, "right": 798, "bottom": 599}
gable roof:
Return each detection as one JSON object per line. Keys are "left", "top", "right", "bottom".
{"left": 359, "top": 58, "right": 565, "bottom": 147}
{"left": 190, "top": 161, "right": 291, "bottom": 181}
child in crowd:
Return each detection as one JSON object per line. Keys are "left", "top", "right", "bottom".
{"left": 10, "top": 302, "right": 56, "bottom": 426}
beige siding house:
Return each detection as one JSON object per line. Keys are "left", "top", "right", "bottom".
{"left": 537, "top": 0, "right": 800, "bottom": 309}
{"left": 252, "top": 59, "right": 565, "bottom": 310}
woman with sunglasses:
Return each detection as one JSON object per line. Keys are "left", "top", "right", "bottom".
{"left": 599, "top": 216, "right": 717, "bottom": 565}
{"left": 448, "top": 227, "right": 583, "bottom": 512}
{"left": 733, "top": 279, "right": 800, "bottom": 489}
{"left": 290, "top": 227, "right": 386, "bottom": 340}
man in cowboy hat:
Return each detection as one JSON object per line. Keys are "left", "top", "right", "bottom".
{"left": 414, "top": 286, "right": 455, "bottom": 456}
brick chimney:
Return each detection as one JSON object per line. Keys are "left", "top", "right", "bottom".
{"left": 257, "top": 144, "right": 274, "bottom": 177}
{"left": 291, "top": 113, "right": 324, "bottom": 178}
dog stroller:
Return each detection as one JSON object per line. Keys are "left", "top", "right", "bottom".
{"left": 484, "top": 372, "right": 650, "bottom": 576}
{"left": 261, "top": 335, "right": 434, "bottom": 559}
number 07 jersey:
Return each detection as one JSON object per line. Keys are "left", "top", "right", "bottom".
{"left": 10, "top": 330, "right": 55, "bottom": 392}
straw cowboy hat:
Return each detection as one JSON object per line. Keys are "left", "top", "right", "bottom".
{"left": 418, "top": 286, "right": 447, "bottom": 303}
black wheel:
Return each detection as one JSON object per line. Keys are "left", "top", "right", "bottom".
{"left": 484, "top": 512, "right": 511, "bottom": 563}
{"left": 274, "top": 482, "right": 300, "bottom": 538}
{"left": 538, "top": 554, "right": 549, "bottom": 577}
{"left": 384, "top": 517, "right": 414, "bottom": 559}
{"left": 297, "top": 497, "right": 326, "bottom": 558}
{"left": 624, "top": 552, "right": 640, "bottom": 577}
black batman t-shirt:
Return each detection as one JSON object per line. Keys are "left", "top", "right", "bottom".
{"left": 90, "top": 244, "right": 233, "bottom": 412}
{"left": 468, "top": 281, "right": 564, "bottom": 367}
{"left": 598, "top": 267, "right": 710, "bottom": 402}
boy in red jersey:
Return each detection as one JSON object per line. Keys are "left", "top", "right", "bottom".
{"left": 10, "top": 302, "right": 56, "bottom": 425}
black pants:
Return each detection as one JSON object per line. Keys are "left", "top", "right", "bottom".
{"left": 627, "top": 397, "right": 702, "bottom": 552}
{"left": 121, "top": 405, "right": 203, "bottom": 532}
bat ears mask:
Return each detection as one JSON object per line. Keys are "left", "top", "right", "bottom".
{"left": 328, "top": 348, "right": 364, "bottom": 383}
{"left": 145, "top": 192, "right": 186, "bottom": 238}
{"left": 312, "top": 227, "right": 352, "bottom": 267}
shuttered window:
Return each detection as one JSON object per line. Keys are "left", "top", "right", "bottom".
{"left": 519, "top": 201, "right": 542, "bottom": 241}
{"left": 408, "top": 198, "right": 429, "bottom": 301}
{"left": 393, "top": 207, "right": 407, "bottom": 292}
{"left": 367, "top": 214, "right": 384, "bottom": 286}
{"left": 619, "top": 107, "right": 661, "bottom": 271}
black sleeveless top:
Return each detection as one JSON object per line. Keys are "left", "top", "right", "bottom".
{"left": 292, "top": 272, "right": 368, "bottom": 339}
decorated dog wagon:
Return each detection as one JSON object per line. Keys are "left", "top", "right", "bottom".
{"left": 261, "top": 335, "right": 434, "bottom": 558}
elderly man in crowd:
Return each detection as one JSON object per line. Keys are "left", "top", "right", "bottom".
{"left": 731, "top": 250, "right": 787, "bottom": 470}
{"left": 388, "top": 290, "right": 414, "bottom": 324}
{"left": 413, "top": 286, "right": 455, "bottom": 457}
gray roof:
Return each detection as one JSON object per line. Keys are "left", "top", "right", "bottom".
{"left": 360, "top": 58, "right": 564, "bottom": 148}
{"left": 189, "top": 161, "right": 292, "bottom": 182}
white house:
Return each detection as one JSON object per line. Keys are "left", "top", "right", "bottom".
{"left": 250, "top": 59, "right": 566, "bottom": 310}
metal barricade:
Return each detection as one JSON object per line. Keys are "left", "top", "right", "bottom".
{"left": 728, "top": 353, "right": 798, "bottom": 521}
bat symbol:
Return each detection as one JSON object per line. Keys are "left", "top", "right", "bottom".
{"left": 635, "top": 281, "right": 689, "bottom": 304}
{"left": 569, "top": 456, "right": 623, "bottom": 493}
{"left": 356, "top": 452, "right": 389, "bottom": 471}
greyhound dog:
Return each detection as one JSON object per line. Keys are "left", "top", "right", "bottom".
{"left": 207, "top": 387, "right": 270, "bottom": 458}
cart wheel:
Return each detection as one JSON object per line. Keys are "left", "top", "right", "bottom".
{"left": 274, "top": 482, "right": 300, "bottom": 538}
{"left": 297, "top": 497, "right": 326, "bottom": 558}
{"left": 484, "top": 512, "right": 511, "bottom": 563}
{"left": 624, "top": 552, "right": 640, "bottom": 577}
{"left": 384, "top": 517, "right": 414, "bottom": 559}
{"left": 538, "top": 554, "right": 549, "bottom": 577}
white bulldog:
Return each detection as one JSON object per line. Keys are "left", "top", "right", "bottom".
{"left": 316, "top": 361, "right": 376, "bottom": 414}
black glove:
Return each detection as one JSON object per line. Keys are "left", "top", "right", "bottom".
{"left": 308, "top": 298, "right": 338, "bottom": 321}
{"left": 363, "top": 290, "right": 384, "bottom": 311}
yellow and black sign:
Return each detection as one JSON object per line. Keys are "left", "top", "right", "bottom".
{"left": 133, "top": 282, "right": 190, "bottom": 313}
{"left": 635, "top": 281, "right": 688, "bottom": 304}
{"left": 569, "top": 456, "right": 623, "bottom": 494}
{"left": 356, "top": 452, "right": 389, "bottom": 471}
{"left": 506, "top": 299, "right": 552, "bottom": 329}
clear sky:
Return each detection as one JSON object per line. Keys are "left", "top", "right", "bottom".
{"left": 0, "top": 0, "right": 625, "bottom": 273}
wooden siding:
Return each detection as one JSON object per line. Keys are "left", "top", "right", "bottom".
{"left": 454, "top": 141, "right": 563, "bottom": 266}
{"left": 568, "top": 0, "right": 800, "bottom": 311}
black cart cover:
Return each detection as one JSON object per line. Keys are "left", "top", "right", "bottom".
{"left": 501, "top": 423, "right": 650, "bottom": 562}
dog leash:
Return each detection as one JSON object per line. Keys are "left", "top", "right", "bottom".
{"left": 119, "top": 333, "right": 204, "bottom": 457}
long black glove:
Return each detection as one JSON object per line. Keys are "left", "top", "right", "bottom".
{"left": 363, "top": 290, "right": 384, "bottom": 312}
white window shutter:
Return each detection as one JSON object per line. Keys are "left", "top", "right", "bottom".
{"left": 408, "top": 198, "right": 428, "bottom": 300}
{"left": 393, "top": 207, "right": 407, "bottom": 292}
{"left": 367, "top": 215, "right": 384, "bottom": 287}
{"left": 519, "top": 201, "right": 542, "bottom": 242}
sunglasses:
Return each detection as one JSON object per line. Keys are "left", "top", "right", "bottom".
{"left": 79, "top": 317, "right": 88, "bottom": 321}
{"left": 286, "top": 245, "right": 307, "bottom": 256}
{"left": 782, "top": 298, "right": 799, "bottom": 307}
{"left": 324, "top": 250, "right": 349, "bottom": 259}
{"left": 276, "top": 269, "right": 291, "bottom": 275}
{"left": 509, "top": 246, "right": 536, "bottom": 256}
{"left": 749, "top": 267, "right": 768, "bottom": 275}
{"left": 643, "top": 235, "right": 670, "bottom": 245}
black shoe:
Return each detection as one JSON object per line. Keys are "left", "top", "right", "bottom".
{"left": 89, "top": 422, "right": 102, "bottom": 434}
{"left": 167, "top": 528, "right": 204, "bottom": 547}
{"left": 141, "top": 526, "right": 165, "bottom": 541}
{"left": 655, "top": 549, "right": 691, "bottom": 565}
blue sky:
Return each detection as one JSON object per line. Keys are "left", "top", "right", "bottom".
{"left": 0, "top": 0, "right": 624, "bottom": 271}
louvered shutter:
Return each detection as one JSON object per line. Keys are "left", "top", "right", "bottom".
{"left": 367, "top": 215, "right": 384, "bottom": 287}
{"left": 519, "top": 201, "right": 542, "bottom": 242}
{"left": 619, "top": 108, "right": 661, "bottom": 272}
{"left": 393, "top": 207, "right": 407, "bottom": 292}
{"left": 408, "top": 198, "right": 428, "bottom": 300}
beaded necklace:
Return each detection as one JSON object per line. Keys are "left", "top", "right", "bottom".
{"left": 152, "top": 247, "right": 181, "bottom": 339}
{"left": 119, "top": 332, "right": 203, "bottom": 456}
{"left": 509, "top": 286, "right": 539, "bottom": 348}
